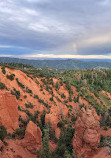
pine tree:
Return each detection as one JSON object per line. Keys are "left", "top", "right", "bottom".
{"left": 63, "top": 150, "right": 72, "bottom": 158}
{"left": 41, "top": 128, "right": 51, "bottom": 158}
{"left": 36, "top": 148, "right": 40, "bottom": 158}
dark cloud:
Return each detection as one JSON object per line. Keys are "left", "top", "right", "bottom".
{"left": 0, "top": 0, "right": 111, "bottom": 57}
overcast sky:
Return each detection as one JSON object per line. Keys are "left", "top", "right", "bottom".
{"left": 0, "top": 0, "right": 111, "bottom": 59}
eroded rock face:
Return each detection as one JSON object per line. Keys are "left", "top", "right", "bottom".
{"left": 0, "top": 91, "right": 19, "bottom": 132}
{"left": 0, "top": 139, "right": 36, "bottom": 158}
{"left": 45, "top": 104, "right": 68, "bottom": 138}
{"left": 21, "top": 121, "right": 42, "bottom": 154}
{"left": 49, "top": 141, "right": 57, "bottom": 152}
{"left": 73, "top": 108, "right": 100, "bottom": 158}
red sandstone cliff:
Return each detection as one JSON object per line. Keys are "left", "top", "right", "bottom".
{"left": 73, "top": 108, "right": 110, "bottom": 158}
{"left": 21, "top": 121, "right": 42, "bottom": 154}
{"left": 0, "top": 91, "right": 19, "bottom": 133}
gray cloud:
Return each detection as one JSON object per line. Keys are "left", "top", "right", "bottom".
{"left": 0, "top": 0, "right": 111, "bottom": 56}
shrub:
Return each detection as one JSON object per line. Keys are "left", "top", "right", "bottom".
{"left": 25, "top": 102, "right": 34, "bottom": 109}
{"left": 38, "top": 110, "right": 46, "bottom": 133}
{"left": 57, "top": 121, "right": 65, "bottom": 128}
{"left": 104, "top": 127, "right": 107, "bottom": 131}
{"left": 55, "top": 96, "right": 61, "bottom": 102}
{"left": 55, "top": 81, "right": 59, "bottom": 90}
{"left": 59, "top": 80, "right": 63, "bottom": 86}
{"left": 0, "top": 82, "right": 6, "bottom": 89}
{"left": 0, "top": 126, "right": 7, "bottom": 141}
{"left": 69, "top": 95, "right": 72, "bottom": 102}
{"left": 0, "top": 145, "right": 4, "bottom": 152}
{"left": 6, "top": 74, "right": 15, "bottom": 81}
{"left": 105, "top": 115, "right": 111, "bottom": 128}
{"left": 13, "top": 128, "right": 26, "bottom": 139}
{"left": 64, "top": 100, "right": 68, "bottom": 104}
{"left": 50, "top": 97, "right": 53, "bottom": 101}
{"left": 71, "top": 115, "right": 77, "bottom": 124}
{"left": 100, "top": 135, "right": 111, "bottom": 147}
{"left": 33, "top": 111, "right": 40, "bottom": 123}
{"left": 35, "top": 79, "right": 40, "bottom": 85}
{"left": 1, "top": 66, "right": 6, "bottom": 74}
{"left": 41, "top": 79, "right": 47, "bottom": 85}
{"left": 26, "top": 87, "right": 32, "bottom": 93}
{"left": 18, "top": 105, "right": 22, "bottom": 111}
{"left": 36, "top": 148, "right": 40, "bottom": 158}
{"left": 21, "top": 110, "right": 40, "bottom": 125}
{"left": 61, "top": 93, "right": 66, "bottom": 99}
{"left": 24, "top": 95, "right": 27, "bottom": 99}
{"left": 38, "top": 98, "right": 49, "bottom": 109}
{"left": 11, "top": 88, "right": 20, "bottom": 100}
{"left": 19, "top": 115, "right": 29, "bottom": 127}
{"left": 34, "top": 94, "right": 39, "bottom": 99}
{"left": 45, "top": 122, "right": 58, "bottom": 143}
{"left": 64, "top": 150, "right": 72, "bottom": 158}
{"left": 16, "top": 78, "right": 25, "bottom": 89}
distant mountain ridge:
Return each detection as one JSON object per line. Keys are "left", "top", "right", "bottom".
{"left": 0, "top": 57, "right": 111, "bottom": 69}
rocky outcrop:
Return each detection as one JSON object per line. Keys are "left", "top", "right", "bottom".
{"left": 92, "top": 146, "right": 110, "bottom": 158}
{"left": 21, "top": 121, "right": 42, "bottom": 154}
{"left": 0, "top": 122, "right": 42, "bottom": 158}
{"left": 0, "top": 139, "right": 36, "bottom": 158}
{"left": 0, "top": 91, "right": 19, "bottom": 132}
{"left": 73, "top": 108, "right": 100, "bottom": 158}
{"left": 49, "top": 141, "right": 57, "bottom": 152}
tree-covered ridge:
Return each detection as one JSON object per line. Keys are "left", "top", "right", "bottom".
{"left": 0, "top": 57, "right": 111, "bottom": 69}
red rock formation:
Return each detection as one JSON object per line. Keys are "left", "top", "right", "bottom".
{"left": 92, "top": 146, "right": 110, "bottom": 158}
{"left": 49, "top": 141, "right": 57, "bottom": 152}
{"left": 0, "top": 121, "right": 42, "bottom": 158}
{"left": 73, "top": 108, "right": 100, "bottom": 158}
{"left": 0, "top": 139, "right": 36, "bottom": 158}
{"left": 0, "top": 91, "right": 19, "bottom": 132}
{"left": 21, "top": 121, "right": 42, "bottom": 154}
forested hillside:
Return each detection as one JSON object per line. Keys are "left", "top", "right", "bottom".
{"left": 0, "top": 57, "right": 111, "bottom": 69}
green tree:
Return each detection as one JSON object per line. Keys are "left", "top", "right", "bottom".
{"left": 36, "top": 148, "right": 40, "bottom": 158}
{"left": 63, "top": 150, "right": 72, "bottom": 158}
{"left": 1, "top": 66, "right": 6, "bottom": 74}
{"left": 0, "top": 126, "right": 7, "bottom": 141}
{"left": 42, "top": 128, "right": 51, "bottom": 158}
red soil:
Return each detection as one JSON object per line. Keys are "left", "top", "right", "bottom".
{"left": 0, "top": 67, "right": 110, "bottom": 158}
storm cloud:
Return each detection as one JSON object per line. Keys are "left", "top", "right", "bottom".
{"left": 0, "top": 0, "right": 111, "bottom": 58}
